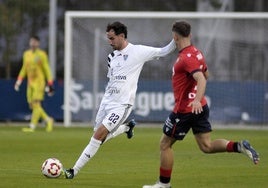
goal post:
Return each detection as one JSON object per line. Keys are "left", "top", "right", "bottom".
{"left": 64, "top": 12, "right": 72, "bottom": 127}
{"left": 64, "top": 11, "right": 268, "bottom": 127}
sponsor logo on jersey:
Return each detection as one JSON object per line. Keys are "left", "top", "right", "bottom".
{"left": 114, "top": 75, "right": 127, "bottom": 80}
{"left": 108, "top": 86, "right": 120, "bottom": 95}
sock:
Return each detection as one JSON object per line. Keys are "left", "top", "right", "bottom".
{"left": 103, "top": 123, "right": 128, "bottom": 143}
{"left": 29, "top": 123, "right": 36, "bottom": 129}
{"left": 226, "top": 141, "right": 240, "bottom": 152}
{"left": 159, "top": 167, "right": 172, "bottom": 184}
{"left": 30, "top": 103, "right": 41, "bottom": 126}
{"left": 73, "top": 137, "right": 102, "bottom": 176}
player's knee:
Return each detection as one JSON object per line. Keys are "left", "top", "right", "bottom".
{"left": 31, "top": 101, "right": 41, "bottom": 108}
{"left": 32, "top": 100, "right": 41, "bottom": 105}
{"left": 93, "top": 125, "right": 109, "bottom": 142}
{"left": 159, "top": 136, "right": 173, "bottom": 151}
{"left": 160, "top": 142, "right": 168, "bottom": 151}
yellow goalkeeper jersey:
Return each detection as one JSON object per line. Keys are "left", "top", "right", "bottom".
{"left": 18, "top": 48, "right": 53, "bottom": 86}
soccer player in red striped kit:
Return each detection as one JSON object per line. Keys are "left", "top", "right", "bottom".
{"left": 143, "top": 21, "right": 260, "bottom": 188}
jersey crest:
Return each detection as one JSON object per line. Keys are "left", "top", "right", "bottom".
{"left": 123, "top": 54, "right": 128, "bottom": 61}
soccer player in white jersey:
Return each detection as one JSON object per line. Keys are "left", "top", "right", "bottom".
{"left": 64, "top": 21, "right": 176, "bottom": 179}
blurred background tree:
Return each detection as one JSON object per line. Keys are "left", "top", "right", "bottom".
{"left": 0, "top": 0, "right": 267, "bottom": 79}
{"left": 0, "top": 0, "right": 48, "bottom": 79}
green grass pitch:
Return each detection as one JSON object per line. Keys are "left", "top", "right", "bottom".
{"left": 0, "top": 124, "right": 267, "bottom": 188}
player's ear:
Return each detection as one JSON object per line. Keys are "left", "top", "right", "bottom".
{"left": 119, "top": 33, "right": 125, "bottom": 39}
{"left": 173, "top": 32, "right": 179, "bottom": 41}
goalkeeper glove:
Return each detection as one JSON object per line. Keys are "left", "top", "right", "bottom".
{"left": 45, "top": 81, "right": 55, "bottom": 97}
{"left": 14, "top": 80, "right": 22, "bottom": 91}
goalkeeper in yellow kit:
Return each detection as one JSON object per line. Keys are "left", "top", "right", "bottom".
{"left": 14, "top": 36, "right": 54, "bottom": 132}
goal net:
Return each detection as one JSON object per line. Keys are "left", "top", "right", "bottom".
{"left": 64, "top": 11, "right": 268, "bottom": 126}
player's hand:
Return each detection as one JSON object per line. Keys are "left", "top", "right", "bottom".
{"left": 14, "top": 84, "right": 20, "bottom": 91}
{"left": 188, "top": 100, "right": 203, "bottom": 114}
{"left": 45, "top": 85, "right": 55, "bottom": 97}
{"left": 14, "top": 81, "right": 21, "bottom": 92}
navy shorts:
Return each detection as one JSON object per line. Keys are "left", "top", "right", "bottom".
{"left": 163, "top": 105, "right": 212, "bottom": 140}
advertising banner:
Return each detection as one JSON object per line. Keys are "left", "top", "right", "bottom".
{"left": 0, "top": 80, "right": 267, "bottom": 124}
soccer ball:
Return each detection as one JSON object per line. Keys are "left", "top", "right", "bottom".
{"left": 41, "top": 158, "right": 63, "bottom": 178}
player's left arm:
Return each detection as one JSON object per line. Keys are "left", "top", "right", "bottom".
{"left": 41, "top": 51, "right": 54, "bottom": 96}
{"left": 188, "top": 71, "right": 207, "bottom": 114}
{"left": 139, "top": 39, "right": 176, "bottom": 62}
{"left": 157, "top": 39, "right": 176, "bottom": 57}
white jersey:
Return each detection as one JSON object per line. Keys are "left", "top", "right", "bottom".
{"left": 102, "top": 40, "right": 176, "bottom": 105}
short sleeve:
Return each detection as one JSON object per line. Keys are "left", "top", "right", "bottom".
{"left": 183, "top": 54, "right": 203, "bottom": 75}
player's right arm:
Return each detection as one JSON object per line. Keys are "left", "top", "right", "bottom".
{"left": 14, "top": 52, "right": 27, "bottom": 91}
{"left": 188, "top": 71, "right": 207, "bottom": 114}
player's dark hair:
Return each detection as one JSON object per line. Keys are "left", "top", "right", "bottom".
{"left": 31, "top": 35, "right": 40, "bottom": 41}
{"left": 172, "top": 21, "right": 191, "bottom": 37}
{"left": 106, "top": 22, "right": 128, "bottom": 38}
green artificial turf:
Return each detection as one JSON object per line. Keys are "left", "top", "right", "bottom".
{"left": 0, "top": 124, "right": 267, "bottom": 188}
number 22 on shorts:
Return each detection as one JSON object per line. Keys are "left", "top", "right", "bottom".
{"left": 108, "top": 113, "right": 120, "bottom": 124}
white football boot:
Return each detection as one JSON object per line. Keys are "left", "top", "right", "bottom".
{"left": 240, "top": 140, "right": 260, "bottom": 164}
{"left": 143, "top": 182, "right": 171, "bottom": 188}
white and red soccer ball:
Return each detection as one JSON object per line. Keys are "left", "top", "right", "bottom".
{"left": 41, "top": 158, "right": 63, "bottom": 178}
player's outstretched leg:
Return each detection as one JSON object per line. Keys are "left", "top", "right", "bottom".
{"left": 240, "top": 140, "right": 260, "bottom": 164}
{"left": 143, "top": 182, "right": 171, "bottom": 188}
{"left": 64, "top": 136, "right": 102, "bottom": 179}
{"left": 126, "top": 119, "right": 136, "bottom": 139}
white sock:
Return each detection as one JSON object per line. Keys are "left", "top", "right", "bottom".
{"left": 103, "top": 123, "right": 129, "bottom": 143}
{"left": 73, "top": 137, "right": 102, "bottom": 176}
{"left": 29, "top": 123, "right": 35, "bottom": 129}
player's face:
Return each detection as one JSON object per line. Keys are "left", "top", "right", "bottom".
{"left": 106, "top": 30, "right": 125, "bottom": 50}
{"left": 29, "top": 38, "right": 40, "bottom": 50}
{"left": 172, "top": 32, "right": 192, "bottom": 50}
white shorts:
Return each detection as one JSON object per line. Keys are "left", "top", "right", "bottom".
{"left": 94, "top": 103, "right": 133, "bottom": 132}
